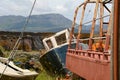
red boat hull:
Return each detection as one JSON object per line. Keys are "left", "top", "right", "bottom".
{"left": 66, "top": 49, "right": 110, "bottom": 80}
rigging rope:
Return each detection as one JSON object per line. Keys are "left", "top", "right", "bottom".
{"left": 83, "top": 14, "right": 110, "bottom": 25}
{"left": 74, "top": 14, "right": 110, "bottom": 28}
{"left": 83, "top": 3, "right": 92, "bottom": 23}
{"left": 0, "top": 0, "right": 37, "bottom": 79}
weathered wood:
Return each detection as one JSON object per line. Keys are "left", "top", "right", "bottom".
{"left": 68, "top": 3, "right": 85, "bottom": 49}
{"left": 107, "top": 13, "right": 112, "bottom": 35}
{"left": 76, "top": 2, "right": 87, "bottom": 49}
{"left": 89, "top": 1, "right": 99, "bottom": 49}
{"left": 104, "top": 13, "right": 112, "bottom": 51}
{"left": 99, "top": 2, "right": 104, "bottom": 37}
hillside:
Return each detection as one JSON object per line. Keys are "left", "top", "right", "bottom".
{"left": 0, "top": 14, "right": 73, "bottom": 32}
{"left": 0, "top": 14, "right": 108, "bottom": 33}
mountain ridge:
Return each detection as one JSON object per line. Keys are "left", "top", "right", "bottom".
{"left": 0, "top": 14, "right": 107, "bottom": 33}
{"left": 0, "top": 14, "right": 73, "bottom": 32}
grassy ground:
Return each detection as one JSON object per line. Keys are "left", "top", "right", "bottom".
{"left": 35, "top": 70, "right": 56, "bottom": 80}
{"left": 1, "top": 50, "right": 84, "bottom": 80}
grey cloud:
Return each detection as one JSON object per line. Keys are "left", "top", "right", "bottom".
{"left": 0, "top": 0, "right": 83, "bottom": 20}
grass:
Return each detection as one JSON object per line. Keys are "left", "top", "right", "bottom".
{"left": 35, "top": 70, "right": 56, "bottom": 80}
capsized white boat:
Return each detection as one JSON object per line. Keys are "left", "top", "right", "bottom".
{"left": 0, "top": 57, "right": 38, "bottom": 80}
{"left": 39, "top": 29, "right": 76, "bottom": 77}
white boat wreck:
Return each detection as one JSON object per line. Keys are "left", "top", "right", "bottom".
{"left": 39, "top": 29, "right": 76, "bottom": 77}
{"left": 0, "top": 57, "right": 38, "bottom": 80}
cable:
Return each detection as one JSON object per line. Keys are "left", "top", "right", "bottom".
{"left": 74, "top": 14, "right": 110, "bottom": 28}
{"left": 8, "top": 0, "right": 37, "bottom": 60}
{"left": 21, "top": 0, "right": 37, "bottom": 37}
{"left": 83, "top": 3, "right": 92, "bottom": 23}
{"left": 0, "top": 0, "right": 37, "bottom": 79}
{"left": 83, "top": 14, "right": 109, "bottom": 25}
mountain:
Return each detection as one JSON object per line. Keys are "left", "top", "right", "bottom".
{"left": 0, "top": 14, "right": 108, "bottom": 33}
{"left": 0, "top": 15, "right": 24, "bottom": 30}
{"left": 0, "top": 14, "right": 73, "bottom": 32}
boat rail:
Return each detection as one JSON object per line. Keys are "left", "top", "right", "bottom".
{"left": 67, "top": 49, "right": 110, "bottom": 62}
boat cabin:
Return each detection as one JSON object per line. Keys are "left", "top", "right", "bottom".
{"left": 43, "top": 29, "right": 70, "bottom": 51}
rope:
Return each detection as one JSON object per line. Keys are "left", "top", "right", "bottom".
{"left": 0, "top": 0, "right": 37, "bottom": 79}
{"left": 83, "top": 3, "right": 92, "bottom": 23}
{"left": 83, "top": 14, "right": 110, "bottom": 25}
{"left": 74, "top": 14, "right": 110, "bottom": 28}
{"left": 21, "top": 0, "right": 37, "bottom": 37}
{"left": 79, "top": 36, "right": 106, "bottom": 41}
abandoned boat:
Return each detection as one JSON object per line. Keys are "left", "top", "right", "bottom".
{"left": 0, "top": 57, "right": 38, "bottom": 80}
{"left": 39, "top": 29, "right": 76, "bottom": 76}
{"left": 66, "top": 0, "right": 112, "bottom": 80}
{"left": 0, "top": 0, "right": 39, "bottom": 80}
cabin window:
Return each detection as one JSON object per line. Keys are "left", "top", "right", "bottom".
{"left": 46, "top": 40, "right": 53, "bottom": 49}
{"left": 55, "top": 33, "right": 66, "bottom": 45}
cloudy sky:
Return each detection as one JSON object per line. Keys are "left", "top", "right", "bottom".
{"left": 0, "top": 0, "right": 85, "bottom": 20}
{"left": 0, "top": 0, "right": 112, "bottom": 23}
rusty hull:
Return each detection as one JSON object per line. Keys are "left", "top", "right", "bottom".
{"left": 66, "top": 49, "right": 110, "bottom": 80}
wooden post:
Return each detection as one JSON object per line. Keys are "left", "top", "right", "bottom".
{"left": 99, "top": 2, "right": 104, "bottom": 37}
{"left": 98, "top": 2, "right": 104, "bottom": 52}
{"left": 68, "top": 3, "right": 85, "bottom": 49}
{"left": 76, "top": 2, "right": 87, "bottom": 50}
{"left": 89, "top": 1, "right": 99, "bottom": 49}
{"left": 104, "top": 13, "right": 112, "bottom": 51}
{"left": 113, "top": 0, "right": 119, "bottom": 80}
